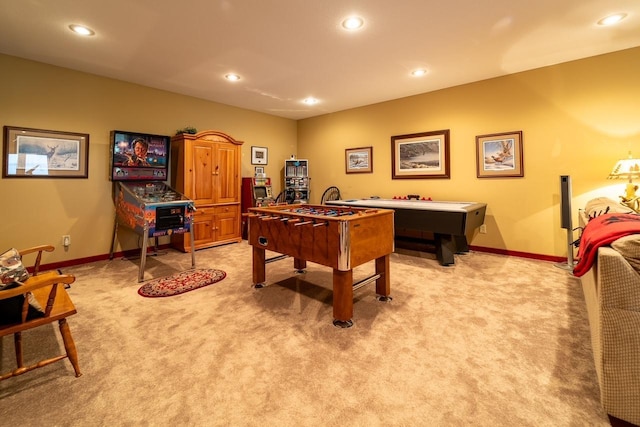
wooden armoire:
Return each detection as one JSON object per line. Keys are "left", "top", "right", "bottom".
{"left": 170, "top": 130, "right": 243, "bottom": 252}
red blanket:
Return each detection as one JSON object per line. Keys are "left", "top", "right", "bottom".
{"left": 573, "top": 213, "right": 640, "bottom": 277}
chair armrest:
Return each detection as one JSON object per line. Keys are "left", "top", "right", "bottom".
{"left": 598, "top": 247, "right": 640, "bottom": 310}
{"left": 0, "top": 271, "right": 75, "bottom": 301}
{"left": 18, "top": 245, "right": 55, "bottom": 276}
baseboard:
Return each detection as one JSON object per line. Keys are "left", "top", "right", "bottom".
{"left": 34, "top": 241, "right": 568, "bottom": 273}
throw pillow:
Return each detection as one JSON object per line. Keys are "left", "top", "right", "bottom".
{"left": 0, "top": 248, "right": 45, "bottom": 325}
{"left": 0, "top": 247, "right": 29, "bottom": 288}
{"left": 584, "top": 197, "right": 634, "bottom": 220}
{"left": 611, "top": 235, "right": 640, "bottom": 274}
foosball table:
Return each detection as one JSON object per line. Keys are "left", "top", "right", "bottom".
{"left": 247, "top": 204, "right": 395, "bottom": 327}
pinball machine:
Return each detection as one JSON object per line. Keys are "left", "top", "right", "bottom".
{"left": 108, "top": 130, "right": 195, "bottom": 282}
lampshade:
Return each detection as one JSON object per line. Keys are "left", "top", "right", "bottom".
{"left": 608, "top": 153, "right": 640, "bottom": 180}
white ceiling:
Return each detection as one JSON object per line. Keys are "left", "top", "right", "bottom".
{"left": 1, "top": 1, "right": 639, "bottom": 120}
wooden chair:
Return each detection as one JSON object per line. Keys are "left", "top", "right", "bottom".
{"left": 320, "top": 186, "right": 341, "bottom": 204}
{"left": 0, "top": 245, "right": 81, "bottom": 381}
{"left": 274, "top": 190, "right": 295, "bottom": 205}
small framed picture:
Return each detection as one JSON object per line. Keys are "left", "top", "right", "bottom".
{"left": 475, "top": 131, "right": 524, "bottom": 178}
{"left": 345, "top": 146, "right": 373, "bottom": 174}
{"left": 254, "top": 166, "right": 265, "bottom": 176}
{"left": 251, "top": 146, "right": 268, "bottom": 165}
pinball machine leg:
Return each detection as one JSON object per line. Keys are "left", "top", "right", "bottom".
{"left": 138, "top": 226, "right": 149, "bottom": 283}
{"left": 189, "top": 229, "right": 196, "bottom": 268}
{"left": 109, "top": 216, "right": 118, "bottom": 260}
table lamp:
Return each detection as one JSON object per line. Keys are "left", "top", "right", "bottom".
{"left": 607, "top": 152, "right": 640, "bottom": 212}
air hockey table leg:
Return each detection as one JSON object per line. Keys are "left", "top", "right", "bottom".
{"left": 434, "top": 233, "right": 456, "bottom": 266}
{"left": 252, "top": 246, "right": 266, "bottom": 288}
{"left": 454, "top": 234, "right": 469, "bottom": 253}
{"left": 332, "top": 269, "right": 354, "bottom": 328}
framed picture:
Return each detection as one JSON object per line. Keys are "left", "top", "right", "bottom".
{"left": 475, "top": 131, "right": 524, "bottom": 178}
{"left": 251, "top": 146, "right": 268, "bottom": 165}
{"left": 3, "top": 125, "right": 90, "bottom": 178}
{"left": 345, "top": 146, "right": 373, "bottom": 174}
{"left": 391, "top": 130, "right": 450, "bottom": 179}
{"left": 254, "top": 166, "right": 265, "bottom": 176}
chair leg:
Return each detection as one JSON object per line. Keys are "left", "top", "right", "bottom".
{"left": 13, "top": 331, "right": 25, "bottom": 372}
{"left": 58, "top": 318, "right": 82, "bottom": 377}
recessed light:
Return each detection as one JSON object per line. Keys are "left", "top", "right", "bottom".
{"left": 302, "top": 97, "right": 319, "bottom": 105}
{"left": 597, "top": 13, "right": 627, "bottom": 26}
{"left": 411, "top": 69, "right": 428, "bottom": 77}
{"left": 225, "top": 73, "right": 241, "bottom": 82}
{"left": 68, "top": 24, "right": 95, "bottom": 36}
{"left": 342, "top": 16, "right": 364, "bottom": 30}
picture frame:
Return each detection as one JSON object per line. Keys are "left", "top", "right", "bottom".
{"left": 475, "top": 131, "right": 524, "bottom": 178}
{"left": 254, "top": 166, "right": 265, "bottom": 176}
{"left": 345, "top": 146, "right": 373, "bottom": 174}
{"left": 391, "top": 130, "right": 450, "bottom": 179}
{"left": 251, "top": 146, "right": 268, "bottom": 165}
{"left": 3, "top": 125, "right": 90, "bottom": 178}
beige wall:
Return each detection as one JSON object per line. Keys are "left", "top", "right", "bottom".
{"left": 298, "top": 47, "right": 640, "bottom": 258}
{"left": 2, "top": 47, "right": 639, "bottom": 264}
{"left": 0, "top": 54, "right": 297, "bottom": 264}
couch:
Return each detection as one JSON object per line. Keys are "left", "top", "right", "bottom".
{"left": 577, "top": 198, "right": 640, "bottom": 426}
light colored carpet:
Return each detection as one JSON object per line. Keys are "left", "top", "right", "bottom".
{"left": 0, "top": 241, "right": 609, "bottom": 426}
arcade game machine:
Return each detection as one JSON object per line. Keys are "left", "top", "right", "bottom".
{"left": 241, "top": 175, "right": 275, "bottom": 238}
{"left": 108, "top": 130, "right": 195, "bottom": 282}
{"left": 284, "top": 158, "right": 309, "bottom": 203}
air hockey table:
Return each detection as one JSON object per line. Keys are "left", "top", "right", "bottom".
{"left": 326, "top": 198, "right": 487, "bottom": 266}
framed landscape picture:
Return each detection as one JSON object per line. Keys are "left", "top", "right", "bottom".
{"left": 391, "top": 130, "right": 450, "bottom": 179}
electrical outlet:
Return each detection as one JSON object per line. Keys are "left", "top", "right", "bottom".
{"left": 62, "top": 235, "right": 71, "bottom": 247}
{"left": 479, "top": 224, "right": 487, "bottom": 234}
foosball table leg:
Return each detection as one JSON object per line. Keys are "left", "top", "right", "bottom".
{"left": 332, "top": 269, "right": 354, "bottom": 328}
{"left": 252, "top": 246, "right": 266, "bottom": 288}
{"left": 375, "top": 255, "right": 392, "bottom": 302}
{"left": 294, "top": 258, "right": 307, "bottom": 274}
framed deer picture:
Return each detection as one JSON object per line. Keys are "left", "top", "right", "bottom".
{"left": 2, "top": 126, "right": 90, "bottom": 178}
{"left": 475, "top": 131, "right": 523, "bottom": 178}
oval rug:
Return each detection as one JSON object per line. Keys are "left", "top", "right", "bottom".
{"left": 138, "top": 268, "right": 226, "bottom": 298}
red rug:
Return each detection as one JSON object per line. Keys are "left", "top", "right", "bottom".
{"left": 138, "top": 269, "right": 226, "bottom": 298}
